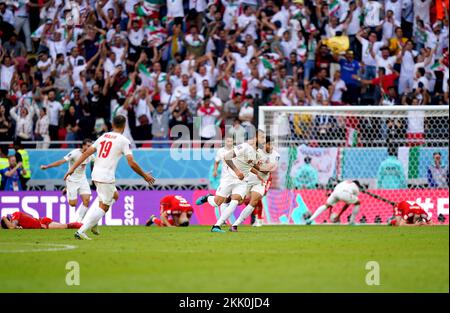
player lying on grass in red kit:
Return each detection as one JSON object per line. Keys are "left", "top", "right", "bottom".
{"left": 1, "top": 212, "right": 82, "bottom": 230}
{"left": 389, "top": 201, "right": 433, "bottom": 226}
{"left": 145, "top": 195, "right": 194, "bottom": 227}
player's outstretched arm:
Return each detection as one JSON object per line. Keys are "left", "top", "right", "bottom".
{"left": 1, "top": 217, "right": 19, "bottom": 229}
{"left": 126, "top": 154, "right": 155, "bottom": 185}
{"left": 64, "top": 147, "right": 96, "bottom": 180}
{"left": 41, "top": 159, "right": 67, "bottom": 170}
{"left": 160, "top": 211, "right": 175, "bottom": 227}
{"left": 250, "top": 167, "right": 265, "bottom": 184}
{"left": 223, "top": 150, "right": 244, "bottom": 179}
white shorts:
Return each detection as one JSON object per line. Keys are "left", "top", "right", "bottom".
{"left": 327, "top": 190, "right": 359, "bottom": 206}
{"left": 246, "top": 181, "right": 265, "bottom": 196}
{"left": 94, "top": 181, "right": 117, "bottom": 206}
{"left": 66, "top": 179, "right": 91, "bottom": 201}
{"left": 216, "top": 178, "right": 248, "bottom": 199}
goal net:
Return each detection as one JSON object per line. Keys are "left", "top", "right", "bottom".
{"left": 258, "top": 105, "right": 449, "bottom": 225}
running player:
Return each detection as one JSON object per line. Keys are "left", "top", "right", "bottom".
{"left": 230, "top": 136, "right": 280, "bottom": 231}
{"left": 1, "top": 212, "right": 82, "bottom": 230}
{"left": 64, "top": 115, "right": 155, "bottom": 240}
{"left": 197, "top": 134, "right": 258, "bottom": 233}
{"left": 145, "top": 194, "right": 194, "bottom": 227}
{"left": 389, "top": 201, "right": 433, "bottom": 226}
{"left": 305, "top": 180, "right": 362, "bottom": 225}
{"left": 41, "top": 138, "right": 94, "bottom": 223}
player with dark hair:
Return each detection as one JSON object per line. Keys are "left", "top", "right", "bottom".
{"left": 145, "top": 195, "right": 194, "bottom": 227}
{"left": 389, "top": 201, "right": 433, "bottom": 226}
{"left": 64, "top": 115, "right": 155, "bottom": 240}
{"left": 1, "top": 212, "right": 82, "bottom": 230}
{"left": 41, "top": 138, "right": 94, "bottom": 223}
{"left": 230, "top": 136, "right": 279, "bottom": 231}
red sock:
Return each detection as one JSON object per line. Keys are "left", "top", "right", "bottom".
{"left": 153, "top": 218, "right": 163, "bottom": 226}
{"left": 254, "top": 204, "right": 263, "bottom": 219}
{"left": 67, "top": 222, "right": 82, "bottom": 229}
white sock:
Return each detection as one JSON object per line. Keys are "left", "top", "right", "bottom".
{"left": 219, "top": 203, "right": 228, "bottom": 215}
{"left": 78, "top": 207, "right": 105, "bottom": 234}
{"left": 215, "top": 200, "right": 239, "bottom": 226}
{"left": 207, "top": 196, "right": 218, "bottom": 208}
{"left": 233, "top": 205, "right": 254, "bottom": 226}
{"left": 76, "top": 205, "right": 89, "bottom": 223}
{"left": 350, "top": 204, "right": 360, "bottom": 224}
{"left": 309, "top": 205, "right": 328, "bottom": 221}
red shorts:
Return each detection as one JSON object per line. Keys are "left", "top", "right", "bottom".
{"left": 39, "top": 217, "right": 53, "bottom": 229}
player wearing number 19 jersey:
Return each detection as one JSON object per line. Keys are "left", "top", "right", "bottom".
{"left": 64, "top": 115, "right": 155, "bottom": 240}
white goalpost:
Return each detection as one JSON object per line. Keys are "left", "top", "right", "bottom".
{"left": 257, "top": 105, "right": 449, "bottom": 225}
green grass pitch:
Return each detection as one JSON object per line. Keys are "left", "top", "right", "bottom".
{"left": 0, "top": 225, "right": 448, "bottom": 292}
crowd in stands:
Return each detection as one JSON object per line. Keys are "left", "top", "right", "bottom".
{"left": 0, "top": 0, "right": 448, "bottom": 149}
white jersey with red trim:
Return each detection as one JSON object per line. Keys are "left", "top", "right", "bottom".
{"left": 91, "top": 131, "right": 132, "bottom": 183}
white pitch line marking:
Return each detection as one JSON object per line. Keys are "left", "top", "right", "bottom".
{"left": 0, "top": 243, "right": 77, "bottom": 253}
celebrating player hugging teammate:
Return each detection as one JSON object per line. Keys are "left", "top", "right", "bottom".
{"left": 145, "top": 194, "right": 194, "bottom": 227}
{"left": 230, "top": 135, "right": 279, "bottom": 231}
{"left": 305, "top": 180, "right": 363, "bottom": 225}
{"left": 41, "top": 139, "right": 94, "bottom": 223}
{"left": 197, "top": 130, "right": 279, "bottom": 233}
{"left": 63, "top": 115, "right": 155, "bottom": 240}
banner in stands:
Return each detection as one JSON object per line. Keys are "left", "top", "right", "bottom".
{"left": 0, "top": 190, "right": 447, "bottom": 226}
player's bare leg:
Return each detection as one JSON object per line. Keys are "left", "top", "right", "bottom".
{"left": 306, "top": 204, "right": 332, "bottom": 225}
{"left": 332, "top": 204, "right": 350, "bottom": 223}
{"left": 75, "top": 185, "right": 115, "bottom": 240}
{"left": 212, "top": 194, "right": 242, "bottom": 233}
{"left": 47, "top": 222, "right": 82, "bottom": 229}
{"left": 231, "top": 191, "right": 262, "bottom": 231}
{"left": 349, "top": 201, "right": 360, "bottom": 225}
{"left": 91, "top": 191, "right": 118, "bottom": 235}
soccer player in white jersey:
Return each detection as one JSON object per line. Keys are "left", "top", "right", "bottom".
{"left": 210, "top": 135, "right": 235, "bottom": 217}
{"left": 305, "top": 180, "right": 362, "bottom": 225}
{"left": 64, "top": 115, "right": 155, "bottom": 240}
{"left": 197, "top": 135, "right": 258, "bottom": 233}
{"left": 40, "top": 138, "right": 94, "bottom": 223}
{"left": 230, "top": 136, "right": 280, "bottom": 231}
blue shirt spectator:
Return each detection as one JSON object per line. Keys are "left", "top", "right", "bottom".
{"left": 338, "top": 50, "right": 360, "bottom": 86}
{"left": 427, "top": 152, "right": 448, "bottom": 188}
{"left": 0, "top": 156, "right": 25, "bottom": 191}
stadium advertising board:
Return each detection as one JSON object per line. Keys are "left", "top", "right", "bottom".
{"left": 0, "top": 190, "right": 447, "bottom": 225}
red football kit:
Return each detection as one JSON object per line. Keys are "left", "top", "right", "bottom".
{"left": 393, "top": 201, "right": 431, "bottom": 225}
{"left": 10, "top": 212, "right": 53, "bottom": 229}
{"left": 160, "top": 195, "right": 193, "bottom": 216}
{"left": 151, "top": 195, "right": 194, "bottom": 226}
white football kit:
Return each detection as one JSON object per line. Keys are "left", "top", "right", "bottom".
{"left": 327, "top": 181, "right": 360, "bottom": 206}
{"left": 216, "top": 142, "right": 257, "bottom": 199}
{"left": 64, "top": 149, "right": 93, "bottom": 201}
{"left": 215, "top": 146, "right": 232, "bottom": 174}
{"left": 246, "top": 148, "right": 280, "bottom": 196}
{"left": 91, "top": 132, "right": 133, "bottom": 205}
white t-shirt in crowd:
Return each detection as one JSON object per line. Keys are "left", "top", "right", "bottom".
{"left": 331, "top": 79, "right": 347, "bottom": 102}
{"left": 45, "top": 100, "right": 63, "bottom": 126}
{"left": 375, "top": 55, "right": 397, "bottom": 74}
